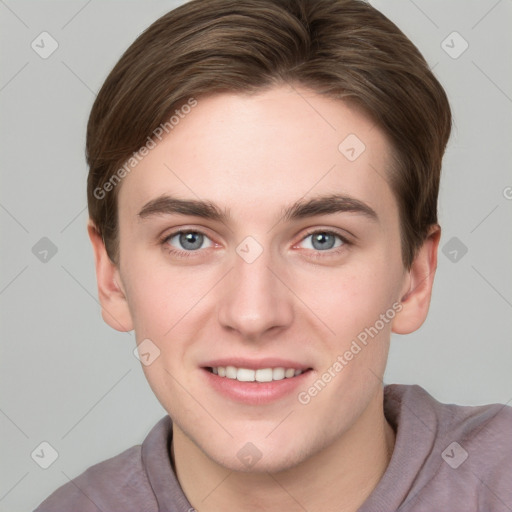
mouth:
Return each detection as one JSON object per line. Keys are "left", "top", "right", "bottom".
{"left": 201, "top": 361, "right": 313, "bottom": 405}
{"left": 205, "top": 365, "right": 310, "bottom": 382}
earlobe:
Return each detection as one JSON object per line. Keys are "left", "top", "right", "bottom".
{"left": 392, "top": 225, "right": 441, "bottom": 335}
{"left": 87, "top": 220, "right": 134, "bottom": 332}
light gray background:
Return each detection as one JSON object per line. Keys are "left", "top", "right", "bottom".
{"left": 0, "top": 1, "right": 511, "bottom": 510}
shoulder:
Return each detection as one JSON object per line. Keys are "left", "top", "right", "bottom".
{"left": 388, "top": 384, "right": 512, "bottom": 459}
{"left": 438, "top": 389, "right": 512, "bottom": 487}
{"left": 385, "top": 384, "right": 512, "bottom": 510}
{"left": 392, "top": 384, "right": 511, "bottom": 445}
{"left": 34, "top": 444, "right": 156, "bottom": 512}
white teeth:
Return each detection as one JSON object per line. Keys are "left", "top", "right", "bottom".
{"left": 211, "top": 366, "right": 305, "bottom": 382}
{"left": 272, "top": 367, "right": 285, "bottom": 380}
{"left": 237, "top": 368, "right": 255, "bottom": 382}
{"left": 255, "top": 368, "right": 273, "bottom": 382}
{"left": 226, "top": 366, "right": 237, "bottom": 379}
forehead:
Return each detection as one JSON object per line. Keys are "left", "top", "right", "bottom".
{"left": 117, "top": 85, "right": 397, "bottom": 224}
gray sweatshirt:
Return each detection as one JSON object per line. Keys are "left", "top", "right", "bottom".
{"left": 34, "top": 384, "right": 512, "bottom": 511}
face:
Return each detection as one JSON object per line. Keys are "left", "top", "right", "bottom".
{"left": 99, "top": 85, "right": 419, "bottom": 472}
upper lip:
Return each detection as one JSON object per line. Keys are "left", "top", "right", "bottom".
{"left": 202, "top": 358, "right": 312, "bottom": 370}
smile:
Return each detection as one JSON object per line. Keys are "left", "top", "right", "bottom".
{"left": 208, "top": 366, "right": 304, "bottom": 382}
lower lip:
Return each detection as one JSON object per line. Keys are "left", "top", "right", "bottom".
{"left": 202, "top": 368, "right": 312, "bottom": 405}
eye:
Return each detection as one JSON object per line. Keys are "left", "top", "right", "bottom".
{"left": 165, "top": 231, "right": 213, "bottom": 251}
{"left": 299, "top": 231, "right": 346, "bottom": 251}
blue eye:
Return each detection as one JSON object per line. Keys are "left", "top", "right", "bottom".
{"left": 300, "top": 232, "right": 345, "bottom": 251}
{"left": 162, "top": 229, "right": 346, "bottom": 257}
{"left": 166, "top": 231, "right": 213, "bottom": 251}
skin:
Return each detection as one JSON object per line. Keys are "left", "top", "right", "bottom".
{"left": 89, "top": 84, "right": 440, "bottom": 512}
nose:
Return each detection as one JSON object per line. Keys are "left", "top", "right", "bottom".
{"left": 217, "top": 248, "right": 294, "bottom": 340}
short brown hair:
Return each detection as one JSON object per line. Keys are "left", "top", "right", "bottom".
{"left": 86, "top": 0, "right": 451, "bottom": 268}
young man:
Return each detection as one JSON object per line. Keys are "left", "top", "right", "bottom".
{"left": 35, "top": 0, "right": 512, "bottom": 510}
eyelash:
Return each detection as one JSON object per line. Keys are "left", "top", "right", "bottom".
{"left": 160, "top": 229, "right": 351, "bottom": 258}
{"left": 299, "top": 229, "right": 350, "bottom": 257}
{"left": 160, "top": 229, "right": 208, "bottom": 258}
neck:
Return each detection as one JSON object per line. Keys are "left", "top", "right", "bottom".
{"left": 171, "top": 388, "right": 395, "bottom": 512}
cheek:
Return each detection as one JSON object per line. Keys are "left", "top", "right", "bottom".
{"left": 126, "top": 267, "right": 208, "bottom": 338}
{"left": 298, "top": 259, "right": 403, "bottom": 393}
{"left": 300, "top": 265, "right": 397, "bottom": 402}
{"left": 305, "top": 259, "right": 400, "bottom": 334}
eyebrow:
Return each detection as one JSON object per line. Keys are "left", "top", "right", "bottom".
{"left": 137, "top": 193, "right": 378, "bottom": 223}
{"left": 282, "top": 194, "right": 378, "bottom": 222}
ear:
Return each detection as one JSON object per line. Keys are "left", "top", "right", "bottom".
{"left": 87, "top": 220, "right": 133, "bottom": 332}
{"left": 392, "top": 225, "right": 441, "bottom": 334}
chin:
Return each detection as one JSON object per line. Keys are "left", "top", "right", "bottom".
{"left": 218, "top": 446, "right": 309, "bottom": 475}
{"left": 196, "top": 430, "right": 319, "bottom": 475}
